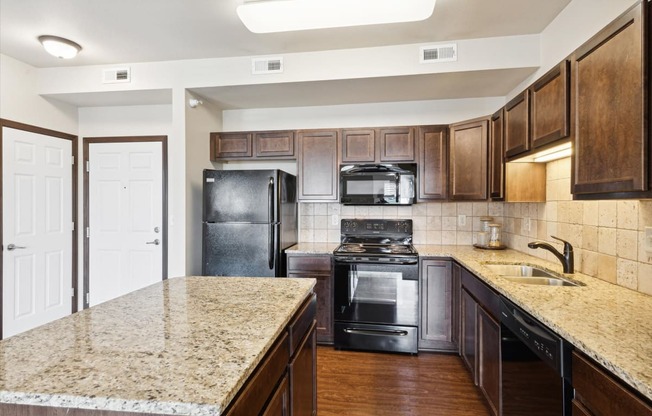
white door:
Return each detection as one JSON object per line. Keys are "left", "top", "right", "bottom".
{"left": 2, "top": 127, "right": 73, "bottom": 338}
{"left": 88, "top": 141, "right": 163, "bottom": 306}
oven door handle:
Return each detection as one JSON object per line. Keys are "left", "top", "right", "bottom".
{"left": 344, "top": 328, "right": 409, "bottom": 337}
{"left": 333, "top": 257, "right": 418, "bottom": 265}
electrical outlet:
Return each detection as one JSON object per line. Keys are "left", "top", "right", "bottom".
{"left": 332, "top": 214, "right": 339, "bottom": 226}
{"left": 458, "top": 214, "right": 466, "bottom": 227}
{"left": 523, "top": 217, "right": 531, "bottom": 232}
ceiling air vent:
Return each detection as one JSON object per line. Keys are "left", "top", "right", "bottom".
{"left": 252, "top": 57, "right": 283, "bottom": 74}
{"left": 420, "top": 44, "right": 457, "bottom": 63}
{"left": 102, "top": 67, "right": 131, "bottom": 83}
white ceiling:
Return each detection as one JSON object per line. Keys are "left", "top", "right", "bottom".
{"left": 0, "top": 0, "right": 571, "bottom": 108}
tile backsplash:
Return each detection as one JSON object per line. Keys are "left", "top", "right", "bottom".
{"left": 298, "top": 157, "right": 652, "bottom": 296}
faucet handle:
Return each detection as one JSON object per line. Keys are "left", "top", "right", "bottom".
{"left": 551, "top": 235, "right": 573, "bottom": 252}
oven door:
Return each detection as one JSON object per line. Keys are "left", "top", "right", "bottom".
{"left": 333, "top": 259, "right": 418, "bottom": 327}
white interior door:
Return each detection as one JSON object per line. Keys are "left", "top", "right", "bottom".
{"left": 88, "top": 141, "right": 163, "bottom": 306}
{"left": 2, "top": 127, "right": 73, "bottom": 338}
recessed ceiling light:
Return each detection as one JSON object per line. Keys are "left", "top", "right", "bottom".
{"left": 38, "top": 35, "right": 82, "bottom": 59}
{"left": 237, "top": 0, "right": 437, "bottom": 34}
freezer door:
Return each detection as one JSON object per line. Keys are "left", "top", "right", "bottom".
{"left": 202, "top": 223, "right": 281, "bottom": 277}
{"left": 203, "top": 169, "right": 278, "bottom": 223}
{"left": 278, "top": 171, "right": 298, "bottom": 250}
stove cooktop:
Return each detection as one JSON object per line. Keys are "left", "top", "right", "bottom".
{"left": 334, "top": 243, "right": 418, "bottom": 256}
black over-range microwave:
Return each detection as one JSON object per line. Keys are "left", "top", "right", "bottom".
{"left": 339, "top": 163, "right": 416, "bottom": 205}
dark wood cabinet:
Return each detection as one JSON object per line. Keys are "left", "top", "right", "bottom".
{"left": 477, "top": 307, "right": 501, "bottom": 416}
{"left": 489, "top": 109, "right": 505, "bottom": 200}
{"left": 449, "top": 118, "right": 489, "bottom": 200}
{"left": 417, "top": 125, "right": 448, "bottom": 200}
{"left": 263, "top": 375, "right": 290, "bottom": 416}
{"left": 289, "top": 323, "right": 317, "bottom": 416}
{"left": 287, "top": 254, "right": 333, "bottom": 344}
{"left": 341, "top": 127, "right": 415, "bottom": 163}
{"left": 255, "top": 131, "right": 295, "bottom": 158}
{"left": 378, "top": 127, "right": 416, "bottom": 162}
{"left": 461, "top": 288, "right": 477, "bottom": 379}
{"left": 571, "top": 2, "right": 647, "bottom": 195}
{"left": 341, "top": 128, "right": 375, "bottom": 162}
{"left": 418, "top": 259, "right": 457, "bottom": 352}
{"left": 572, "top": 350, "right": 652, "bottom": 416}
{"left": 298, "top": 130, "right": 339, "bottom": 202}
{"left": 530, "top": 60, "right": 570, "bottom": 149}
{"left": 211, "top": 130, "right": 295, "bottom": 160}
{"left": 504, "top": 90, "right": 530, "bottom": 159}
{"left": 211, "top": 132, "right": 252, "bottom": 159}
{"left": 451, "top": 262, "right": 461, "bottom": 350}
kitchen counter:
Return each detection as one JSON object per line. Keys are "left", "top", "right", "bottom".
{"left": 0, "top": 276, "right": 315, "bottom": 415}
{"left": 286, "top": 242, "right": 652, "bottom": 401}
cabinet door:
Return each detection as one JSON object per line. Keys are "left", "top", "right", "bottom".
{"left": 341, "top": 129, "right": 375, "bottom": 163}
{"left": 461, "top": 288, "right": 477, "bottom": 381}
{"left": 379, "top": 127, "right": 416, "bottom": 162}
{"left": 419, "top": 260, "right": 455, "bottom": 351}
{"left": 451, "top": 262, "right": 461, "bottom": 350}
{"left": 289, "top": 272, "right": 333, "bottom": 344}
{"left": 262, "top": 374, "right": 290, "bottom": 416}
{"left": 298, "top": 130, "right": 339, "bottom": 201}
{"left": 255, "top": 131, "right": 295, "bottom": 158}
{"left": 489, "top": 109, "right": 505, "bottom": 200}
{"left": 211, "top": 132, "right": 252, "bottom": 159}
{"left": 449, "top": 118, "right": 488, "bottom": 200}
{"left": 530, "top": 60, "right": 570, "bottom": 149}
{"left": 504, "top": 90, "right": 530, "bottom": 158}
{"left": 290, "top": 325, "right": 317, "bottom": 416}
{"left": 572, "top": 3, "right": 646, "bottom": 194}
{"left": 477, "top": 306, "right": 501, "bottom": 416}
{"left": 417, "top": 125, "right": 448, "bottom": 200}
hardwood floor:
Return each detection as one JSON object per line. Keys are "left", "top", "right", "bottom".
{"left": 317, "top": 346, "right": 491, "bottom": 416}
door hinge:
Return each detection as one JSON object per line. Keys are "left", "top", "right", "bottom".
{"left": 71, "top": 155, "right": 75, "bottom": 165}
{"left": 71, "top": 287, "right": 75, "bottom": 297}
{"left": 72, "top": 222, "right": 75, "bottom": 231}
{"left": 85, "top": 293, "right": 90, "bottom": 305}
{"left": 86, "top": 161, "right": 89, "bottom": 172}
{"left": 85, "top": 227, "right": 90, "bottom": 238}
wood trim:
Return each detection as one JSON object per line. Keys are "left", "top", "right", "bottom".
{"left": 82, "top": 136, "right": 168, "bottom": 309}
{"left": 0, "top": 118, "right": 78, "bottom": 339}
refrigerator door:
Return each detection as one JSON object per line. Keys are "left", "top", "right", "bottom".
{"left": 278, "top": 171, "right": 298, "bottom": 250}
{"left": 202, "top": 223, "right": 281, "bottom": 277}
{"left": 203, "top": 169, "right": 278, "bottom": 223}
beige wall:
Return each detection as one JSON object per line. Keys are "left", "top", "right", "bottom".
{"left": 298, "top": 157, "right": 652, "bottom": 296}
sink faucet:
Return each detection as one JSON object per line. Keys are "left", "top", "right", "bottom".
{"left": 527, "top": 236, "right": 574, "bottom": 273}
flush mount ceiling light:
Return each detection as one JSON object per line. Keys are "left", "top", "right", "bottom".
{"left": 237, "top": 0, "right": 437, "bottom": 33}
{"left": 38, "top": 35, "right": 82, "bottom": 59}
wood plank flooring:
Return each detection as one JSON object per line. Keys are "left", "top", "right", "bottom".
{"left": 317, "top": 347, "right": 492, "bottom": 416}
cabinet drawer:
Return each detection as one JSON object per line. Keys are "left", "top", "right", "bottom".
{"left": 287, "top": 294, "right": 317, "bottom": 357}
{"left": 572, "top": 351, "right": 652, "bottom": 416}
{"left": 287, "top": 255, "right": 331, "bottom": 272}
{"left": 461, "top": 268, "right": 499, "bottom": 319}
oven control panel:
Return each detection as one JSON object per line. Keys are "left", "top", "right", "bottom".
{"left": 341, "top": 219, "right": 412, "bottom": 236}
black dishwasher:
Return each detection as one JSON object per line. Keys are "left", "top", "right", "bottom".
{"left": 500, "top": 297, "right": 573, "bottom": 416}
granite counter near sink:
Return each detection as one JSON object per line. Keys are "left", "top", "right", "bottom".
{"left": 0, "top": 276, "right": 315, "bottom": 415}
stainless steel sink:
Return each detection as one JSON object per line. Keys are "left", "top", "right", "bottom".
{"left": 483, "top": 263, "right": 583, "bottom": 286}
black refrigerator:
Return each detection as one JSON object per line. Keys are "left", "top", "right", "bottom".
{"left": 202, "top": 169, "right": 297, "bottom": 277}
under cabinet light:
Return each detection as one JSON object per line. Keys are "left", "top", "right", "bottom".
{"left": 38, "top": 35, "right": 82, "bottom": 59}
{"left": 533, "top": 143, "right": 573, "bottom": 163}
{"left": 237, "top": 0, "right": 437, "bottom": 33}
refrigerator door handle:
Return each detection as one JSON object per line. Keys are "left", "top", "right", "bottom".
{"left": 268, "top": 177, "right": 274, "bottom": 222}
{"left": 268, "top": 224, "right": 275, "bottom": 270}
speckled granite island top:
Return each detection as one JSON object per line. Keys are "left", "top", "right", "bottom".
{"left": 0, "top": 276, "right": 315, "bottom": 415}
{"left": 286, "top": 243, "right": 652, "bottom": 401}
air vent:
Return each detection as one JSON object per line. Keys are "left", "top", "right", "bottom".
{"left": 102, "top": 67, "right": 131, "bottom": 83}
{"left": 420, "top": 44, "right": 457, "bottom": 63}
{"left": 252, "top": 57, "right": 283, "bottom": 74}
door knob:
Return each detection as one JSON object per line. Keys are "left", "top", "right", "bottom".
{"left": 146, "top": 239, "right": 160, "bottom": 246}
{"left": 7, "top": 244, "right": 27, "bottom": 251}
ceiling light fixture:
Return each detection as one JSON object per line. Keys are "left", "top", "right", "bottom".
{"left": 38, "top": 35, "right": 82, "bottom": 59}
{"left": 237, "top": 0, "right": 437, "bottom": 33}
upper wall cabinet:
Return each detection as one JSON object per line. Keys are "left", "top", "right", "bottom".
{"left": 489, "top": 109, "right": 505, "bottom": 201}
{"left": 417, "top": 125, "right": 448, "bottom": 201}
{"left": 504, "top": 90, "right": 530, "bottom": 159}
{"left": 449, "top": 118, "right": 489, "bottom": 201}
{"left": 571, "top": 2, "right": 647, "bottom": 196}
{"left": 341, "top": 127, "right": 416, "bottom": 163}
{"left": 211, "top": 130, "right": 296, "bottom": 161}
{"left": 298, "top": 129, "right": 340, "bottom": 202}
{"left": 530, "top": 60, "right": 570, "bottom": 149}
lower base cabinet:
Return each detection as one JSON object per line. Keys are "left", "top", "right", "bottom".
{"left": 290, "top": 325, "right": 317, "bottom": 416}
{"left": 263, "top": 375, "right": 290, "bottom": 416}
{"left": 572, "top": 351, "right": 652, "bottom": 416}
{"left": 477, "top": 307, "right": 501, "bottom": 416}
{"left": 419, "top": 259, "right": 458, "bottom": 351}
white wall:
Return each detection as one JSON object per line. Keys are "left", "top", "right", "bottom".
{"left": 0, "top": 54, "right": 78, "bottom": 133}
{"left": 184, "top": 91, "right": 222, "bottom": 275}
{"left": 506, "top": 0, "right": 638, "bottom": 100}
{"left": 223, "top": 97, "right": 505, "bottom": 131}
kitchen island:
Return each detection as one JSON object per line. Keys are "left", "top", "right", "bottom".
{"left": 0, "top": 276, "right": 316, "bottom": 416}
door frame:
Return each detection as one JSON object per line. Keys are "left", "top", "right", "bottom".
{"left": 83, "top": 136, "right": 168, "bottom": 309}
{"left": 0, "top": 118, "right": 79, "bottom": 338}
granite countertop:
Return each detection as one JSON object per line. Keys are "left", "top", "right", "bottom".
{"left": 286, "top": 242, "right": 339, "bottom": 254}
{"left": 286, "top": 242, "right": 652, "bottom": 401}
{"left": 0, "top": 276, "right": 315, "bottom": 415}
